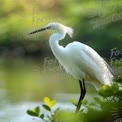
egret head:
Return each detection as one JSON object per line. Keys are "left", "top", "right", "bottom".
{"left": 28, "top": 22, "right": 73, "bottom": 38}
{"left": 46, "top": 22, "right": 58, "bottom": 30}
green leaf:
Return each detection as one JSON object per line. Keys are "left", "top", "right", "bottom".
{"left": 51, "top": 100, "right": 56, "bottom": 107}
{"left": 40, "top": 114, "right": 44, "bottom": 119}
{"left": 34, "top": 106, "right": 40, "bottom": 115}
{"left": 89, "top": 102, "right": 96, "bottom": 106}
{"left": 94, "top": 97, "right": 103, "bottom": 104}
{"left": 98, "top": 85, "right": 113, "bottom": 97}
{"left": 42, "top": 104, "right": 51, "bottom": 111}
{"left": 27, "top": 109, "right": 39, "bottom": 117}
{"left": 27, "top": 106, "right": 40, "bottom": 117}
{"left": 71, "top": 99, "right": 77, "bottom": 107}
{"left": 82, "top": 99, "right": 88, "bottom": 105}
{"left": 112, "top": 82, "right": 119, "bottom": 94}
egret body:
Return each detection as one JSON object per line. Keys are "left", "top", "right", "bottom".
{"left": 28, "top": 22, "right": 113, "bottom": 111}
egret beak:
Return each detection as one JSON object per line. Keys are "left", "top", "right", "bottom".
{"left": 28, "top": 26, "right": 49, "bottom": 35}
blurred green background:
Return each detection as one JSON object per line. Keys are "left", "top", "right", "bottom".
{"left": 0, "top": 0, "right": 122, "bottom": 121}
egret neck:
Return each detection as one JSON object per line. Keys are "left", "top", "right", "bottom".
{"left": 49, "top": 32, "right": 66, "bottom": 59}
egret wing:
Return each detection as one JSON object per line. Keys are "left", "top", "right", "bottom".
{"left": 81, "top": 44, "right": 113, "bottom": 86}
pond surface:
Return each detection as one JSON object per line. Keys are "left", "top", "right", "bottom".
{"left": 0, "top": 58, "right": 97, "bottom": 122}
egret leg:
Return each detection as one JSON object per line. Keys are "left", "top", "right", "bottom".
{"left": 76, "top": 79, "right": 86, "bottom": 112}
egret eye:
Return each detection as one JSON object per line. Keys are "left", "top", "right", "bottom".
{"left": 47, "top": 22, "right": 60, "bottom": 30}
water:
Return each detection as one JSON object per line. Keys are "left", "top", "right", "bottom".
{"left": 0, "top": 92, "right": 95, "bottom": 122}
{"left": 0, "top": 58, "right": 96, "bottom": 122}
{"left": 0, "top": 88, "right": 96, "bottom": 122}
{"left": 0, "top": 102, "right": 41, "bottom": 122}
{"left": 0, "top": 88, "right": 76, "bottom": 122}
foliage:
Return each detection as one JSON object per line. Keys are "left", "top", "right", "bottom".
{"left": 27, "top": 97, "right": 56, "bottom": 122}
{"left": 27, "top": 80, "right": 122, "bottom": 122}
{"left": 0, "top": 0, "right": 122, "bottom": 57}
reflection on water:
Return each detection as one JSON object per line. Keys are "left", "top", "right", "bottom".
{"left": 0, "top": 58, "right": 96, "bottom": 121}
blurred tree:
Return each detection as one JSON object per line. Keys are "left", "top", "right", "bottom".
{"left": 0, "top": 0, "right": 121, "bottom": 58}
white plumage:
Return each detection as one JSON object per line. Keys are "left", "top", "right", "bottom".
{"left": 48, "top": 22, "right": 113, "bottom": 86}
{"left": 29, "top": 22, "right": 113, "bottom": 111}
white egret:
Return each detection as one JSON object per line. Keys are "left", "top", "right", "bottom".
{"left": 28, "top": 22, "right": 113, "bottom": 112}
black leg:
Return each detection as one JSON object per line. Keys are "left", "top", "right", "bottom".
{"left": 76, "top": 79, "right": 86, "bottom": 112}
